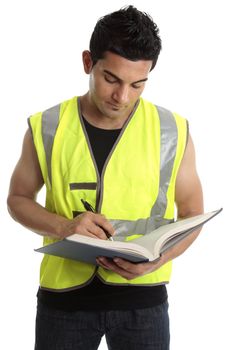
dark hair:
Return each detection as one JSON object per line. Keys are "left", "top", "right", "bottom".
{"left": 89, "top": 5, "right": 162, "bottom": 71}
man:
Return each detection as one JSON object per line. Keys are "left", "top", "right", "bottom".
{"left": 7, "top": 5, "right": 203, "bottom": 350}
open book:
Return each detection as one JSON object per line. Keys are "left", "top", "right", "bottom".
{"left": 35, "top": 209, "right": 222, "bottom": 264}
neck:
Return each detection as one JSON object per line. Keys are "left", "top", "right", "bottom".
{"left": 79, "top": 93, "right": 137, "bottom": 130}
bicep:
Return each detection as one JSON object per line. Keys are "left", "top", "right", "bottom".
{"left": 8, "top": 129, "right": 44, "bottom": 199}
{"left": 175, "top": 134, "right": 204, "bottom": 218}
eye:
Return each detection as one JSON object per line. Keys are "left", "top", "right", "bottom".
{"left": 131, "top": 82, "right": 145, "bottom": 89}
{"left": 132, "top": 83, "right": 142, "bottom": 89}
{"left": 104, "top": 75, "right": 118, "bottom": 84}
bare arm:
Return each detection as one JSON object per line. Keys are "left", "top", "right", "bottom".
{"left": 7, "top": 129, "right": 114, "bottom": 239}
{"left": 164, "top": 134, "right": 204, "bottom": 260}
{"left": 97, "top": 134, "right": 204, "bottom": 278}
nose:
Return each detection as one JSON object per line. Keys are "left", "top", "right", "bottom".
{"left": 112, "top": 85, "right": 129, "bottom": 104}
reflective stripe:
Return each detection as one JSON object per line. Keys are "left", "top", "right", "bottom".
{"left": 151, "top": 106, "right": 178, "bottom": 218}
{"left": 42, "top": 104, "right": 60, "bottom": 186}
{"left": 110, "top": 216, "right": 172, "bottom": 239}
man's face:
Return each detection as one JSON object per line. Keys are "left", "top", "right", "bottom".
{"left": 83, "top": 51, "right": 152, "bottom": 123}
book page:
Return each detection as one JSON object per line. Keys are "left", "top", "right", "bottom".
{"left": 131, "top": 209, "right": 222, "bottom": 258}
{"left": 66, "top": 233, "right": 153, "bottom": 258}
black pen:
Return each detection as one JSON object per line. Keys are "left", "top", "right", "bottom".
{"left": 81, "top": 199, "right": 114, "bottom": 241}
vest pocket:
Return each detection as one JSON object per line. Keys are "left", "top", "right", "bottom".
{"left": 69, "top": 183, "right": 97, "bottom": 190}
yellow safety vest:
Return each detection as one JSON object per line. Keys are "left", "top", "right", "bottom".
{"left": 29, "top": 96, "right": 188, "bottom": 291}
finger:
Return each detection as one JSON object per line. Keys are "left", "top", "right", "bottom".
{"left": 113, "top": 258, "right": 139, "bottom": 271}
{"left": 87, "top": 224, "right": 108, "bottom": 240}
{"left": 96, "top": 257, "right": 112, "bottom": 269}
{"left": 78, "top": 231, "right": 97, "bottom": 238}
{"left": 93, "top": 215, "right": 115, "bottom": 236}
{"left": 73, "top": 212, "right": 112, "bottom": 240}
{"left": 97, "top": 257, "right": 138, "bottom": 280}
{"left": 74, "top": 223, "right": 100, "bottom": 238}
{"left": 113, "top": 258, "right": 151, "bottom": 275}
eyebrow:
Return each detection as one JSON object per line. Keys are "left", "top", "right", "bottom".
{"left": 103, "top": 69, "right": 148, "bottom": 85}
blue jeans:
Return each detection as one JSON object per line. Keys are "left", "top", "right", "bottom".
{"left": 35, "top": 300, "right": 170, "bottom": 350}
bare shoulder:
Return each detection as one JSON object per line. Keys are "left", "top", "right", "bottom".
{"left": 8, "top": 129, "right": 44, "bottom": 199}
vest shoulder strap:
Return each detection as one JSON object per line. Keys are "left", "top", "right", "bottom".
{"left": 41, "top": 103, "right": 61, "bottom": 186}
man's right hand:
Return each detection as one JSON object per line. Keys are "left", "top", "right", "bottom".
{"left": 61, "top": 212, "right": 115, "bottom": 240}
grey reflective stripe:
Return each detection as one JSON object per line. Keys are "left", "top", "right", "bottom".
{"left": 110, "top": 216, "right": 173, "bottom": 239}
{"left": 150, "top": 106, "right": 178, "bottom": 218}
{"left": 42, "top": 104, "right": 60, "bottom": 186}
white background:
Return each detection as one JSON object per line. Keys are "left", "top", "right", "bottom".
{"left": 1, "top": 0, "right": 232, "bottom": 349}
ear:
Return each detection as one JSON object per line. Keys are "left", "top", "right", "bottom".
{"left": 82, "top": 50, "right": 93, "bottom": 74}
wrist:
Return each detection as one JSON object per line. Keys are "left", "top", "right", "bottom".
{"left": 156, "top": 253, "right": 169, "bottom": 269}
{"left": 53, "top": 215, "right": 70, "bottom": 239}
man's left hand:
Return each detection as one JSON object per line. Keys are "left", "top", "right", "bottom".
{"left": 96, "top": 256, "right": 165, "bottom": 280}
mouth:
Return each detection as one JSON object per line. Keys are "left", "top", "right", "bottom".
{"left": 107, "top": 102, "right": 124, "bottom": 110}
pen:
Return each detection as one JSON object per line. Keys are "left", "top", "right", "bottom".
{"left": 81, "top": 199, "right": 114, "bottom": 241}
